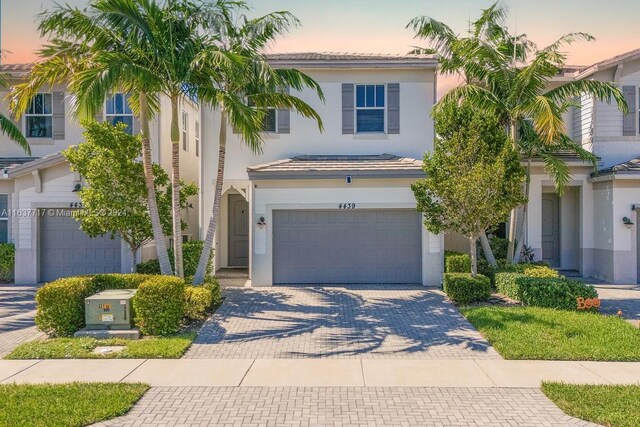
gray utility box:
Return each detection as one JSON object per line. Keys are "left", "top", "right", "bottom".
{"left": 85, "top": 289, "right": 137, "bottom": 330}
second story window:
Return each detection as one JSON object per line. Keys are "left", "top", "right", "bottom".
{"left": 262, "top": 108, "right": 277, "bottom": 133}
{"left": 25, "top": 93, "right": 52, "bottom": 138}
{"left": 106, "top": 93, "right": 133, "bottom": 135}
{"left": 182, "top": 112, "right": 189, "bottom": 151}
{"left": 0, "top": 194, "right": 8, "bottom": 243}
{"left": 356, "top": 84, "right": 385, "bottom": 133}
{"left": 195, "top": 120, "right": 200, "bottom": 157}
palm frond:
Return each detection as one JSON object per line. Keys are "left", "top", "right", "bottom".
{"left": 0, "top": 115, "right": 30, "bottom": 154}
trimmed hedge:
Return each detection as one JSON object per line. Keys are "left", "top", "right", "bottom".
{"left": 495, "top": 272, "right": 598, "bottom": 311}
{"left": 0, "top": 243, "right": 15, "bottom": 283}
{"left": 443, "top": 273, "right": 491, "bottom": 304}
{"left": 133, "top": 277, "right": 185, "bottom": 335}
{"left": 35, "top": 273, "right": 219, "bottom": 337}
{"left": 444, "top": 251, "right": 471, "bottom": 273}
{"left": 184, "top": 286, "right": 213, "bottom": 321}
{"left": 137, "top": 241, "right": 213, "bottom": 278}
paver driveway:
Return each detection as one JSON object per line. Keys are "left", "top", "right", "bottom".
{"left": 0, "top": 285, "right": 44, "bottom": 357}
{"left": 185, "top": 285, "right": 500, "bottom": 359}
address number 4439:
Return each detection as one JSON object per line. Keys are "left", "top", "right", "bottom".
{"left": 338, "top": 203, "right": 356, "bottom": 209}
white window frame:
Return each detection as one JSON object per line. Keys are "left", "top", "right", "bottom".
{"left": 355, "top": 84, "right": 386, "bottom": 134}
{"left": 105, "top": 93, "right": 134, "bottom": 135}
{"left": 0, "top": 194, "right": 8, "bottom": 244}
{"left": 195, "top": 120, "right": 200, "bottom": 157}
{"left": 25, "top": 93, "right": 53, "bottom": 138}
{"left": 182, "top": 111, "right": 189, "bottom": 151}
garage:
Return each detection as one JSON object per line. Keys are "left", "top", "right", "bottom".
{"left": 40, "top": 210, "right": 122, "bottom": 282}
{"left": 273, "top": 209, "right": 422, "bottom": 284}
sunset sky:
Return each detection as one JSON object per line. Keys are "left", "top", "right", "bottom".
{"left": 2, "top": 0, "right": 639, "bottom": 96}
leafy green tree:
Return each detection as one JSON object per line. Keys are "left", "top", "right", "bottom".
{"left": 412, "top": 103, "right": 526, "bottom": 275}
{"left": 62, "top": 121, "right": 197, "bottom": 273}
{"left": 192, "top": 2, "right": 324, "bottom": 284}
{"left": 408, "top": 2, "right": 627, "bottom": 263}
{"left": 0, "top": 74, "right": 29, "bottom": 153}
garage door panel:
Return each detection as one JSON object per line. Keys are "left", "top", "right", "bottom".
{"left": 273, "top": 209, "right": 421, "bottom": 284}
{"left": 41, "top": 211, "right": 121, "bottom": 282}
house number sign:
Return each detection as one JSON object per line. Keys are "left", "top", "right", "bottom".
{"left": 338, "top": 203, "right": 356, "bottom": 209}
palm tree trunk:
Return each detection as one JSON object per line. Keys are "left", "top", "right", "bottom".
{"left": 469, "top": 235, "right": 478, "bottom": 276}
{"left": 506, "top": 119, "right": 519, "bottom": 264}
{"left": 170, "top": 95, "right": 184, "bottom": 279}
{"left": 479, "top": 232, "right": 497, "bottom": 266}
{"left": 513, "top": 158, "right": 532, "bottom": 263}
{"left": 140, "top": 92, "right": 173, "bottom": 275}
{"left": 193, "top": 111, "right": 227, "bottom": 285}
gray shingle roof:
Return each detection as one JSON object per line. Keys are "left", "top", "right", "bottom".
{"left": 248, "top": 154, "right": 424, "bottom": 180}
{"left": 265, "top": 52, "right": 435, "bottom": 61}
{"left": 610, "top": 156, "right": 640, "bottom": 173}
{"left": 0, "top": 157, "right": 40, "bottom": 170}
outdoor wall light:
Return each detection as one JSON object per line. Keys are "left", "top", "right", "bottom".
{"left": 622, "top": 216, "right": 634, "bottom": 228}
{"left": 2, "top": 168, "right": 8, "bottom": 178}
{"left": 257, "top": 216, "right": 266, "bottom": 229}
{"left": 72, "top": 183, "right": 82, "bottom": 192}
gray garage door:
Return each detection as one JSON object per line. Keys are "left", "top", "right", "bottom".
{"left": 273, "top": 210, "right": 421, "bottom": 284}
{"left": 41, "top": 211, "right": 121, "bottom": 282}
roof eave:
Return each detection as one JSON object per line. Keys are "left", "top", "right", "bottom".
{"left": 8, "top": 152, "right": 67, "bottom": 178}
{"left": 248, "top": 169, "right": 425, "bottom": 180}
{"left": 268, "top": 59, "right": 439, "bottom": 70}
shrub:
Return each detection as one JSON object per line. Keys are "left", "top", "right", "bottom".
{"left": 445, "top": 251, "right": 471, "bottom": 273}
{"left": 91, "top": 274, "right": 153, "bottom": 290}
{"left": 0, "top": 243, "right": 15, "bottom": 283}
{"left": 495, "top": 272, "right": 526, "bottom": 300}
{"left": 184, "top": 286, "right": 213, "bottom": 321}
{"left": 478, "top": 236, "right": 510, "bottom": 260}
{"left": 133, "top": 276, "right": 185, "bottom": 335}
{"left": 203, "top": 277, "right": 223, "bottom": 306}
{"left": 136, "top": 241, "right": 213, "bottom": 278}
{"left": 443, "top": 273, "right": 491, "bottom": 304}
{"left": 518, "top": 277, "right": 598, "bottom": 311}
{"left": 523, "top": 267, "right": 559, "bottom": 278}
{"left": 35, "top": 277, "right": 97, "bottom": 337}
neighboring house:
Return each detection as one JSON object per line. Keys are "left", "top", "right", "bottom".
{"left": 445, "top": 49, "right": 640, "bottom": 285}
{"left": 199, "top": 53, "right": 442, "bottom": 286}
{"left": 0, "top": 64, "right": 201, "bottom": 284}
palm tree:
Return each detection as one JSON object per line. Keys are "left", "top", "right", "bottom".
{"left": 191, "top": 2, "right": 325, "bottom": 284}
{"left": 408, "top": 2, "right": 627, "bottom": 264}
{"left": 0, "top": 74, "right": 30, "bottom": 154}
{"left": 10, "top": 0, "right": 189, "bottom": 275}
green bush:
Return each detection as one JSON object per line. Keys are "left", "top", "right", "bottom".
{"left": 91, "top": 274, "right": 153, "bottom": 290}
{"left": 495, "top": 272, "right": 598, "bottom": 311}
{"left": 0, "top": 243, "right": 15, "bottom": 283}
{"left": 523, "top": 267, "right": 559, "bottom": 278}
{"left": 203, "top": 277, "right": 223, "bottom": 306}
{"left": 136, "top": 241, "right": 213, "bottom": 278}
{"left": 35, "top": 277, "right": 97, "bottom": 337}
{"left": 184, "top": 286, "right": 213, "bottom": 321}
{"left": 518, "top": 277, "right": 598, "bottom": 311}
{"left": 444, "top": 251, "right": 471, "bottom": 273}
{"left": 443, "top": 273, "right": 491, "bottom": 304}
{"left": 133, "top": 276, "right": 185, "bottom": 335}
{"left": 478, "top": 236, "right": 510, "bottom": 260}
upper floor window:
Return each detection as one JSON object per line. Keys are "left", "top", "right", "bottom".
{"left": 106, "top": 93, "right": 133, "bottom": 135}
{"left": 261, "top": 109, "right": 277, "bottom": 133}
{"left": 0, "top": 194, "right": 8, "bottom": 243}
{"left": 195, "top": 120, "right": 200, "bottom": 157}
{"left": 25, "top": 93, "right": 52, "bottom": 138}
{"left": 356, "top": 84, "right": 385, "bottom": 133}
{"left": 182, "top": 112, "right": 189, "bottom": 151}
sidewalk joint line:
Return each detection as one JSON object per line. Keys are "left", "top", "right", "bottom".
{"left": 360, "top": 359, "right": 366, "bottom": 386}
{"left": 238, "top": 359, "right": 257, "bottom": 386}
{"left": 118, "top": 359, "right": 149, "bottom": 383}
{"left": 473, "top": 360, "right": 498, "bottom": 388}
{"left": 575, "top": 361, "right": 613, "bottom": 384}
{"left": 1, "top": 359, "right": 42, "bottom": 383}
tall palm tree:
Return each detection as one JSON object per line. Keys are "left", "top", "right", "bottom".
{"left": 192, "top": 2, "right": 324, "bottom": 284}
{"left": 10, "top": 0, "right": 191, "bottom": 275}
{"left": 0, "top": 74, "right": 30, "bottom": 154}
{"left": 408, "top": 2, "right": 627, "bottom": 264}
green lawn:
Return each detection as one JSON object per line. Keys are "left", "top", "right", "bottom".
{"left": 542, "top": 383, "right": 640, "bottom": 427}
{"left": 5, "top": 332, "right": 196, "bottom": 360}
{"left": 0, "top": 382, "right": 148, "bottom": 427}
{"left": 461, "top": 306, "right": 640, "bottom": 360}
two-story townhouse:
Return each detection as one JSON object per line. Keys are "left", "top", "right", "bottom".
{"left": 0, "top": 64, "right": 201, "bottom": 284}
{"left": 199, "top": 53, "right": 443, "bottom": 287}
{"left": 445, "top": 49, "right": 640, "bottom": 285}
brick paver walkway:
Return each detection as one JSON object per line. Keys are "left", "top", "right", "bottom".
{"left": 0, "top": 285, "right": 44, "bottom": 357}
{"left": 97, "top": 386, "right": 595, "bottom": 427}
{"left": 595, "top": 284, "right": 640, "bottom": 321}
{"left": 185, "top": 286, "right": 500, "bottom": 360}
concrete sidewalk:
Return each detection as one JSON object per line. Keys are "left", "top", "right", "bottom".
{"left": 2, "top": 358, "right": 639, "bottom": 387}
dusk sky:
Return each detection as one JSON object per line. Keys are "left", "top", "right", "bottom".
{"left": 2, "top": 0, "right": 639, "bottom": 96}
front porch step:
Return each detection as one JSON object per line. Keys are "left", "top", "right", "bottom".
{"left": 558, "top": 269, "right": 581, "bottom": 277}
{"left": 216, "top": 268, "right": 249, "bottom": 279}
